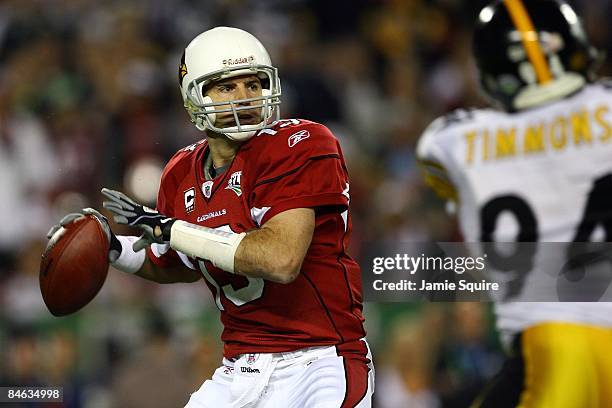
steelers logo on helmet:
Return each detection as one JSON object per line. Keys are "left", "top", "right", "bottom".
{"left": 473, "top": 0, "right": 600, "bottom": 112}
{"left": 178, "top": 27, "right": 281, "bottom": 141}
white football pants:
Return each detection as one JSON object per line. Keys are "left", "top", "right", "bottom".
{"left": 185, "top": 340, "right": 374, "bottom": 408}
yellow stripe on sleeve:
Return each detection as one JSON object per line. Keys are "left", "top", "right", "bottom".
{"left": 417, "top": 159, "right": 458, "bottom": 201}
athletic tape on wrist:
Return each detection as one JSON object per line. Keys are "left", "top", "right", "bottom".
{"left": 111, "top": 235, "right": 146, "bottom": 273}
{"left": 169, "top": 220, "right": 246, "bottom": 273}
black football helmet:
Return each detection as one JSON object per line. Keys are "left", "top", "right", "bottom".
{"left": 473, "top": 0, "right": 600, "bottom": 111}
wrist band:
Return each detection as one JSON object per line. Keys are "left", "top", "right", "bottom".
{"left": 169, "top": 220, "right": 245, "bottom": 273}
{"left": 111, "top": 235, "right": 146, "bottom": 274}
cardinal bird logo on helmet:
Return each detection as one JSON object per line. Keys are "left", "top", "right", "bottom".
{"left": 178, "top": 52, "right": 188, "bottom": 85}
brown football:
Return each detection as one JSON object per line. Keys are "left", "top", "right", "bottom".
{"left": 40, "top": 214, "right": 110, "bottom": 316}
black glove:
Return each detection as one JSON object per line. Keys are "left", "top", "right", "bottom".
{"left": 101, "top": 188, "right": 175, "bottom": 251}
{"left": 47, "top": 208, "right": 122, "bottom": 262}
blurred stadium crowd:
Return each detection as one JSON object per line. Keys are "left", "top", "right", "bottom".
{"left": 0, "top": 0, "right": 610, "bottom": 407}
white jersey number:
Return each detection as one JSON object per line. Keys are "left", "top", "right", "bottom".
{"left": 197, "top": 225, "right": 265, "bottom": 310}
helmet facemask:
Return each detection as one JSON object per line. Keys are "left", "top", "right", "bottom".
{"left": 183, "top": 64, "right": 281, "bottom": 141}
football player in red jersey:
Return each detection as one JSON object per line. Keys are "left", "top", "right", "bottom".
{"left": 48, "top": 27, "right": 373, "bottom": 407}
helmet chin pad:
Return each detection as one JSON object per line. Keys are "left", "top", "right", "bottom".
{"left": 224, "top": 129, "right": 257, "bottom": 141}
{"left": 202, "top": 116, "right": 262, "bottom": 141}
{"left": 513, "top": 73, "right": 585, "bottom": 110}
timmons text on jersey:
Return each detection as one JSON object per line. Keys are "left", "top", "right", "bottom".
{"left": 464, "top": 105, "right": 612, "bottom": 164}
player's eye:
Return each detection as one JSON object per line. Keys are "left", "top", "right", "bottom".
{"left": 217, "top": 84, "right": 233, "bottom": 93}
{"left": 248, "top": 82, "right": 261, "bottom": 92}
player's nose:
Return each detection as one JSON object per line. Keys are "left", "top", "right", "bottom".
{"left": 235, "top": 84, "right": 251, "bottom": 102}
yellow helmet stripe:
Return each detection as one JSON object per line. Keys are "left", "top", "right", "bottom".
{"left": 503, "top": 0, "right": 553, "bottom": 84}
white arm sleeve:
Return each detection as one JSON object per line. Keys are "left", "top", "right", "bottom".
{"left": 169, "top": 220, "right": 246, "bottom": 273}
{"left": 111, "top": 235, "right": 147, "bottom": 274}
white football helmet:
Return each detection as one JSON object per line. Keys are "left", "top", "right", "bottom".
{"left": 179, "top": 27, "right": 281, "bottom": 141}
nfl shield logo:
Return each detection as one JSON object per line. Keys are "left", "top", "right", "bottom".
{"left": 202, "top": 181, "right": 214, "bottom": 198}
{"left": 246, "top": 353, "right": 258, "bottom": 365}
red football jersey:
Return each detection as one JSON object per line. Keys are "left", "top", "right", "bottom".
{"left": 147, "top": 119, "right": 366, "bottom": 358}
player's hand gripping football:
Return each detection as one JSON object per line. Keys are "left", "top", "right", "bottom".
{"left": 46, "top": 208, "right": 123, "bottom": 262}
{"left": 101, "top": 188, "right": 175, "bottom": 251}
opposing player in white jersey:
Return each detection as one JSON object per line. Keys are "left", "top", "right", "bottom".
{"left": 417, "top": 1, "right": 612, "bottom": 407}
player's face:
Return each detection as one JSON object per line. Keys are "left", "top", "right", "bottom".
{"left": 205, "top": 74, "right": 263, "bottom": 127}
